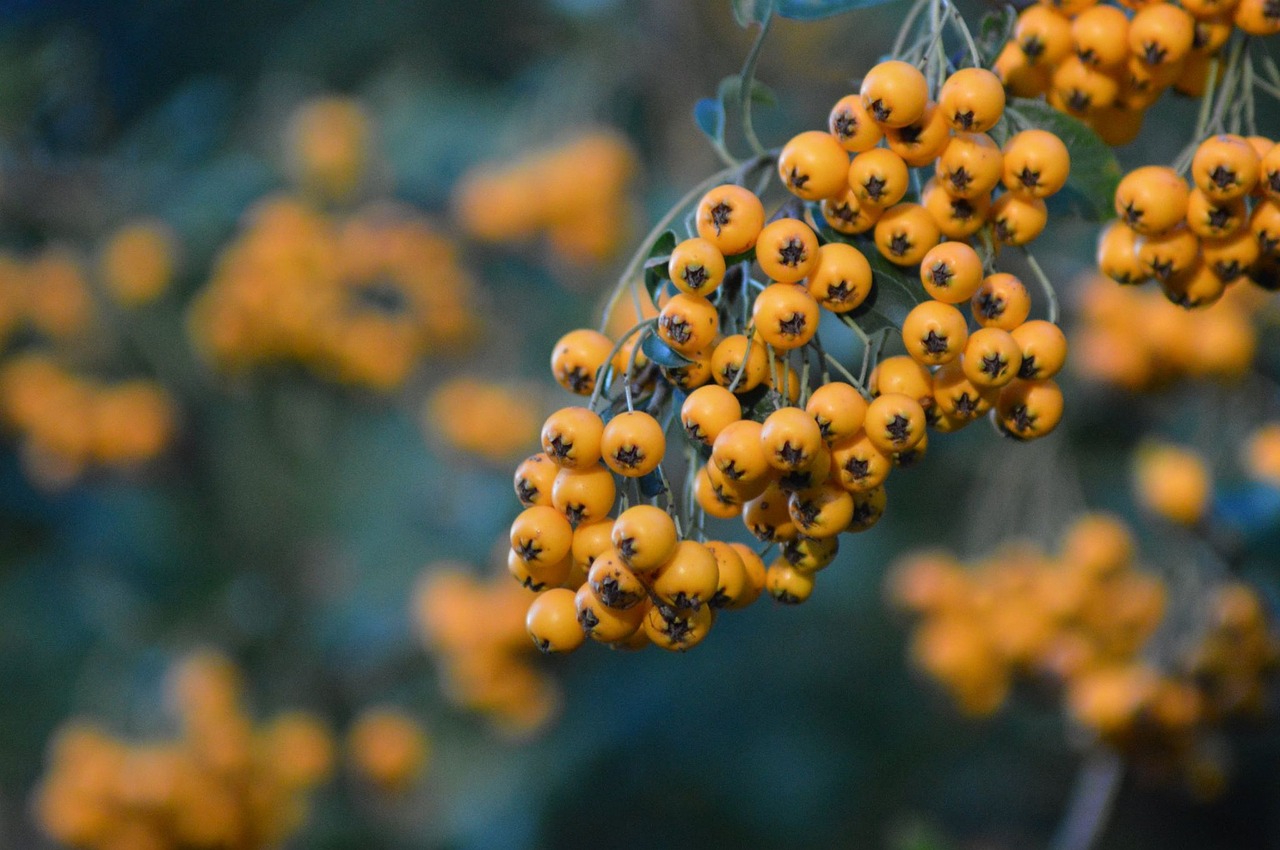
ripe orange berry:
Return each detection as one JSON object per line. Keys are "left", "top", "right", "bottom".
{"left": 962, "top": 328, "right": 1023, "bottom": 389}
{"left": 1051, "top": 56, "right": 1119, "bottom": 115}
{"left": 696, "top": 464, "right": 750, "bottom": 519}
{"left": 822, "top": 190, "right": 882, "bottom": 235}
{"left": 711, "top": 334, "right": 768, "bottom": 392}
{"left": 847, "top": 485, "right": 888, "bottom": 532}
{"left": 901, "top": 300, "right": 969, "bottom": 365}
{"left": 860, "top": 60, "right": 929, "bottom": 128}
{"left": 601, "top": 411, "right": 665, "bottom": 477}
{"left": 828, "top": 94, "right": 885, "bottom": 152}
{"left": 643, "top": 603, "right": 713, "bottom": 651}
{"left": 611, "top": 504, "right": 677, "bottom": 573}
{"left": 1192, "top": 135, "right": 1261, "bottom": 202}
{"left": 931, "top": 359, "right": 997, "bottom": 421}
{"left": 1201, "top": 229, "right": 1260, "bottom": 282}
{"left": 922, "top": 178, "right": 990, "bottom": 239}
{"left": 572, "top": 519, "right": 615, "bottom": 572}
{"left": 1134, "top": 443, "right": 1211, "bottom": 525}
{"left": 730, "top": 543, "right": 767, "bottom": 606}
{"left": 806, "top": 242, "right": 872, "bottom": 313}
{"left": 871, "top": 355, "right": 935, "bottom": 409}
{"left": 1135, "top": 226, "right": 1200, "bottom": 280}
{"left": 1072, "top": 5, "right": 1131, "bottom": 68}
{"left": 552, "top": 464, "right": 616, "bottom": 525}
{"left": 1097, "top": 221, "right": 1149, "bottom": 285}
{"left": 510, "top": 504, "right": 575, "bottom": 569}
{"left": 994, "top": 41, "right": 1052, "bottom": 97}
{"left": 526, "top": 587, "right": 586, "bottom": 653}
{"left": 587, "top": 548, "right": 646, "bottom": 609}
{"left": 939, "top": 68, "right": 1006, "bottom": 133}
{"left": 920, "top": 242, "right": 984, "bottom": 303}
{"left": 1128, "top": 3, "right": 1196, "bottom": 66}
{"left": 1160, "top": 259, "right": 1225, "bottom": 308}
{"left": 575, "top": 583, "right": 646, "bottom": 643}
{"left": 766, "top": 561, "right": 816, "bottom": 604}
{"left": 551, "top": 329, "right": 618, "bottom": 395}
{"left": 514, "top": 453, "right": 558, "bottom": 508}
{"left": 743, "top": 481, "right": 800, "bottom": 542}
{"left": 1002, "top": 130, "right": 1070, "bottom": 199}
{"left": 972, "top": 273, "right": 1031, "bottom": 331}
{"left": 1115, "top": 166, "right": 1190, "bottom": 234}
{"left": 994, "top": 378, "right": 1063, "bottom": 440}
{"left": 788, "top": 482, "right": 854, "bottom": 538}
{"left": 781, "top": 535, "right": 839, "bottom": 574}
{"left": 761, "top": 406, "right": 826, "bottom": 472}
{"left": 874, "top": 203, "right": 940, "bottom": 267}
{"left": 705, "top": 540, "right": 752, "bottom": 609}
{"left": 991, "top": 194, "right": 1049, "bottom": 246}
{"left": 806, "top": 381, "right": 868, "bottom": 444}
{"left": 695, "top": 184, "right": 765, "bottom": 255}
{"left": 711, "top": 419, "right": 771, "bottom": 485}
{"left": 937, "top": 133, "right": 1003, "bottom": 200}
{"left": 1186, "top": 190, "right": 1246, "bottom": 239}
{"left": 756, "top": 218, "right": 819, "bottom": 283}
{"left": 1016, "top": 6, "right": 1074, "bottom": 66}
{"left": 541, "top": 406, "right": 604, "bottom": 469}
{"left": 830, "top": 430, "right": 893, "bottom": 492}
{"left": 848, "top": 148, "right": 910, "bottom": 208}
{"left": 1234, "top": 0, "right": 1280, "bottom": 35}
{"left": 507, "top": 546, "right": 571, "bottom": 591}
{"left": 1261, "top": 142, "right": 1280, "bottom": 201}
{"left": 864, "top": 392, "right": 926, "bottom": 454}
{"left": 752, "top": 283, "right": 820, "bottom": 350}
{"left": 650, "top": 540, "right": 720, "bottom": 612}
{"left": 668, "top": 237, "right": 726, "bottom": 296}
{"left": 658, "top": 293, "right": 718, "bottom": 357}
{"left": 1011, "top": 320, "right": 1068, "bottom": 380}
{"left": 884, "top": 101, "right": 952, "bottom": 167}
{"left": 779, "top": 130, "right": 850, "bottom": 201}
{"left": 661, "top": 348, "right": 714, "bottom": 391}
{"left": 681, "top": 385, "right": 741, "bottom": 446}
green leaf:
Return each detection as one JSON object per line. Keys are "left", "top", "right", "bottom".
{"left": 718, "top": 74, "right": 777, "bottom": 108}
{"left": 693, "top": 97, "right": 726, "bottom": 147}
{"left": 642, "top": 333, "right": 693, "bottom": 368}
{"left": 977, "top": 6, "right": 1017, "bottom": 66}
{"left": 638, "top": 469, "right": 667, "bottom": 498}
{"left": 731, "top": 0, "right": 776, "bottom": 26}
{"left": 774, "top": 0, "right": 896, "bottom": 19}
{"left": 642, "top": 230, "right": 678, "bottom": 300}
{"left": 1008, "top": 98, "right": 1122, "bottom": 222}
{"left": 861, "top": 250, "right": 922, "bottom": 328}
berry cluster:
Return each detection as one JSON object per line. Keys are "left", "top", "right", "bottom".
{"left": 889, "top": 516, "right": 1278, "bottom": 789}
{"left": 415, "top": 565, "right": 562, "bottom": 735}
{"left": 1073, "top": 273, "right": 1261, "bottom": 388}
{"left": 34, "top": 652, "right": 334, "bottom": 850}
{"left": 453, "top": 130, "right": 638, "bottom": 267}
{"left": 1099, "top": 134, "right": 1280, "bottom": 306}
{"left": 189, "top": 198, "right": 477, "bottom": 391}
{"left": 346, "top": 706, "right": 431, "bottom": 793}
{"left": 994, "top": 0, "right": 1276, "bottom": 145}
{"left": 0, "top": 355, "right": 175, "bottom": 486}
{"left": 1245, "top": 422, "right": 1280, "bottom": 483}
{"left": 424, "top": 378, "right": 543, "bottom": 464}
{"left": 98, "top": 220, "right": 180, "bottom": 307}
{"left": 284, "top": 96, "right": 373, "bottom": 204}
{"left": 1133, "top": 441, "right": 1213, "bottom": 525}
{"left": 0, "top": 245, "right": 95, "bottom": 346}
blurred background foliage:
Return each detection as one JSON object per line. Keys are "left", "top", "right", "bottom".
{"left": 0, "top": 0, "right": 1277, "bottom": 848}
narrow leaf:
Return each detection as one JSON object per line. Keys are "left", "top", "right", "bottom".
{"left": 642, "top": 333, "right": 693, "bottom": 368}
{"left": 775, "top": 0, "right": 896, "bottom": 20}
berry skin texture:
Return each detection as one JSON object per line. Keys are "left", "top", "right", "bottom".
{"left": 526, "top": 588, "right": 586, "bottom": 653}
{"left": 871, "top": 356, "right": 935, "bottom": 410}
{"left": 1071, "top": 5, "right": 1131, "bottom": 69}
{"left": 681, "top": 384, "right": 741, "bottom": 446}
{"left": 1016, "top": 6, "right": 1073, "bottom": 66}
{"left": 864, "top": 392, "right": 926, "bottom": 454}
{"left": 806, "top": 242, "right": 872, "bottom": 313}
{"left": 643, "top": 603, "right": 713, "bottom": 651}
{"left": 712, "top": 419, "right": 771, "bottom": 485}
{"left": 668, "top": 238, "right": 726, "bottom": 296}
{"left": 551, "top": 464, "right": 616, "bottom": 526}
{"left": 1185, "top": 190, "right": 1245, "bottom": 240}
{"left": 938, "top": 68, "right": 1006, "bottom": 133}
{"left": 575, "top": 584, "right": 646, "bottom": 643}
{"left": 510, "top": 505, "right": 575, "bottom": 569}
{"left": 514, "top": 453, "right": 558, "bottom": 508}
{"left": 806, "top": 381, "right": 868, "bottom": 444}
{"left": 782, "top": 535, "right": 839, "bottom": 574}
{"left": 601, "top": 411, "right": 665, "bottom": 478}
{"left": 1135, "top": 227, "right": 1199, "bottom": 281}
{"left": 572, "top": 519, "right": 615, "bottom": 572}
{"left": 1011, "top": 320, "right": 1068, "bottom": 380}
{"left": 936, "top": 133, "right": 1003, "bottom": 200}
{"left": 962, "top": 328, "right": 1024, "bottom": 389}
{"left": 822, "top": 190, "right": 882, "bottom": 235}
{"left": 695, "top": 185, "right": 765, "bottom": 255}
{"left": 705, "top": 540, "right": 752, "bottom": 609}
{"left": 1234, "top": 0, "right": 1280, "bottom": 35}
{"left": 1192, "top": 135, "right": 1261, "bottom": 202}
{"left": 761, "top": 406, "right": 826, "bottom": 473}
{"left": 711, "top": 334, "right": 768, "bottom": 392}
{"left": 587, "top": 549, "right": 647, "bottom": 609}
{"left": 874, "top": 203, "right": 941, "bottom": 267}
{"left": 788, "top": 482, "right": 854, "bottom": 538}
{"left": 1134, "top": 443, "right": 1211, "bottom": 526}
{"left": 744, "top": 481, "right": 801, "bottom": 542}
{"left": 861, "top": 60, "right": 930, "bottom": 128}
{"left": 779, "top": 130, "right": 851, "bottom": 201}
{"left": 611, "top": 504, "right": 678, "bottom": 573}
{"left": 994, "top": 378, "right": 1064, "bottom": 440}
{"left": 551, "top": 329, "right": 617, "bottom": 396}
{"left": 884, "top": 101, "right": 952, "bottom": 167}
{"left": 541, "top": 407, "right": 605, "bottom": 470}
{"left": 508, "top": 546, "right": 571, "bottom": 591}
{"left": 1097, "top": 221, "right": 1149, "bottom": 285}
{"left": 920, "top": 242, "right": 984, "bottom": 303}
{"left": 922, "top": 178, "right": 990, "bottom": 239}
{"left": 756, "top": 219, "right": 820, "bottom": 283}
{"left": 752, "top": 283, "right": 820, "bottom": 351}
{"left": 658, "top": 293, "right": 719, "bottom": 356}
{"left": 1128, "top": 3, "right": 1195, "bottom": 67}
{"left": 651, "top": 540, "right": 720, "bottom": 612}
{"left": 932, "top": 359, "right": 997, "bottom": 422}
{"left": 828, "top": 94, "right": 884, "bottom": 152}
{"left": 1115, "top": 166, "right": 1190, "bottom": 235}
{"left": 1002, "top": 130, "right": 1071, "bottom": 199}
{"left": 830, "top": 430, "right": 892, "bottom": 492}
{"left": 766, "top": 561, "right": 816, "bottom": 604}
{"left": 972, "top": 274, "right": 1031, "bottom": 331}
{"left": 1051, "top": 56, "right": 1119, "bottom": 115}
{"left": 902, "top": 300, "right": 969, "bottom": 365}
{"left": 991, "top": 193, "right": 1049, "bottom": 246}
{"left": 849, "top": 148, "right": 911, "bottom": 208}
{"left": 729, "top": 543, "right": 767, "bottom": 607}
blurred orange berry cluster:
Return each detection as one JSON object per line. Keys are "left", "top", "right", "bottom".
{"left": 285, "top": 96, "right": 373, "bottom": 204}
{"left": 189, "top": 198, "right": 478, "bottom": 391}
{"left": 424, "top": 377, "right": 544, "bottom": 464}
{"left": 0, "top": 355, "right": 175, "bottom": 486}
{"left": 414, "top": 564, "right": 561, "bottom": 737}
{"left": 34, "top": 651, "right": 334, "bottom": 850}
{"left": 346, "top": 706, "right": 431, "bottom": 793}
{"left": 1244, "top": 422, "right": 1280, "bottom": 484}
{"left": 98, "top": 220, "right": 180, "bottom": 307}
{"left": 890, "top": 515, "right": 1278, "bottom": 789}
{"left": 1133, "top": 441, "right": 1213, "bottom": 525}
{"left": 0, "top": 247, "right": 95, "bottom": 344}
{"left": 1073, "top": 273, "right": 1267, "bottom": 388}
{"left": 452, "top": 130, "right": 638, "bottom": 266}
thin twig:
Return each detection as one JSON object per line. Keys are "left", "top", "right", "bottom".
{"left": 1021, "top": 248, "right": 1060, "bottom": 325}
{"left": 739, "top": 13, "right": 774, "bottom": 157}
{"left": 1049, "top": 749, "right": 1124, "bottom": 850}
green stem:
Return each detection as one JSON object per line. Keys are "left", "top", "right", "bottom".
{"left": 623, "top": 325, "right": 649, "bottom": 411}
{"left": 727, "top": 326, "right": 755, "bottom": 393}
{"left": 892, "top": 0, "right": 932, "bottom": 60}
{"left": 944, "top": 0, "right": 981, "bottom": 67}
{"left": 1021, "top": 248, "right": 1060, "bottom": 326}
{"left": 739, "top": 13, "right": 774, "bottom": 158}
{"left": 588, "top": 318, "right": 657, "bottom": 409}
{"left": 823, "top": 352, "right": 873, "bottom": 400}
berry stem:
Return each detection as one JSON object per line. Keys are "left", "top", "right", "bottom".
{"left": 1049, "top": 749, "right": 1124, "bottom": 850}
{"left": 1021, "top": 247, "right": 1060, "bottom": 326}
{"left": 623, "top": 325, "right": 650, "bottom": 411}
{"left": 739, "top": 12, "right": 774, "bottom": 158}
{"left": 891, "top": 0, "right": 933, "bottom": 62}
{"left": 822, "top": 351, "right": 873, "bottom": 400}
{"left": 727, "top": 326, "right": 756, "bottom": 393}
{"left": 589, "top": 318, "right": 657, "bottom": 410}
{"left": 943, "top": 0, "right": 981, "bottom": 69}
